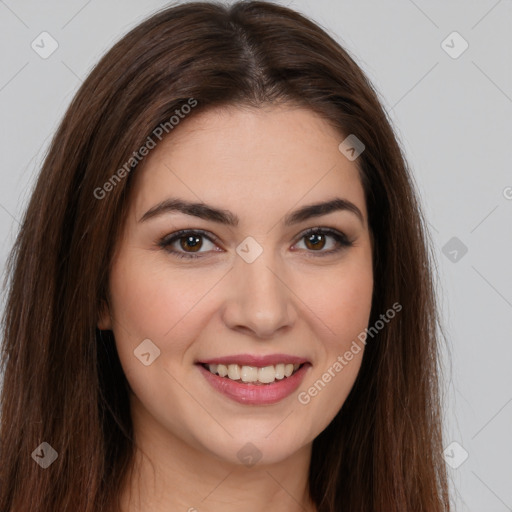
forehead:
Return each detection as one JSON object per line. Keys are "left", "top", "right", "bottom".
{"left": 129, "top": 104, "right": 367, "bottom": 225}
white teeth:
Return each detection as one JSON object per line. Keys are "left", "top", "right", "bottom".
{"left": 258, "top": 366, "right": 276, "bottom": 383}
{"left": 227, "top": 364, "right": 240, "bottom": 380}
{"left": 274, "top": 363, "right": 285, "bottom": 380}
{"left": 240, "top": 366, "right": 258, "bottom": 383}
{"left": 205, "top": 362, "right": 302, "bottom": 384}
{"left": 217, "top": 364, "right": 228, "bottom": 377}
{"left": 284, "top": 363, "right": 294, "bottom": 377}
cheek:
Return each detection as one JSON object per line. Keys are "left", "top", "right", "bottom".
{"left": 106, "top": 255, "right": 179, "bottom": 368}
{"left": 305, "top": 272, "right": 372, "bottom": 377}
{"left": 109, "top": 251, "right": 208, "bottom": 334}
{"left": 294, "top": 266, "right": 372, "bottom": 431}
{"left": 107, "top": 251, "right": 226, "bottom": 377}
{"left": 296, "top": 257, "right": 373, "bottom": 349}
{"left": 331, "top": 275, "right": 373, "bottom": 344}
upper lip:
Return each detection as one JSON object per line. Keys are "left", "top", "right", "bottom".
{"left": 197, "top": 353, "right": 310, "bottom": 367}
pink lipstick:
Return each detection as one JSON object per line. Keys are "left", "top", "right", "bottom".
{"left": 196, "top": 355, "right": 311, "bottom": 405}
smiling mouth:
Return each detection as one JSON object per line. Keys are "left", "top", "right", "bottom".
{"left": 200, "top": 362, "right": 304, "bottom": 385}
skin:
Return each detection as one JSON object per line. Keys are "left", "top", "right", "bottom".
{"left": 98, "top": 103, "right": 374, "bottom": 512}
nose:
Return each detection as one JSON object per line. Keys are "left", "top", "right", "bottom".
{"left": 220, "top": 248, "right": 296, "bottom": 339}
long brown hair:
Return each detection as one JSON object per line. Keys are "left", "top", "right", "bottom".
{"left": 0, "top": 1, "right": 450, "bottom": 510}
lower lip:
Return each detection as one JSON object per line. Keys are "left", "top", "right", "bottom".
{"left": 197, "top": 363, "right": 311, "bottom": 405}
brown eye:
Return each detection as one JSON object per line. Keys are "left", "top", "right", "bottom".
{"left": 294, "top": 228, "right": 353, "bottom": 256}
{"left": 158, "top": 230, "right": 218, "bottom": 259}
{"left": 179, "top": 234, "right": 203, "bottom": 253}
{"left": 304, "top": 232, "right": 327, "bottom": 251}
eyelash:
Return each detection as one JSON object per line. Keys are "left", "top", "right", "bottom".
{"left": 157, "top": 228, "right": 354, "bottom": 260}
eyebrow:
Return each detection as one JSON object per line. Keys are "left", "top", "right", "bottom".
{"left": 138, "top": 197, "right": 364, "bottom": 226}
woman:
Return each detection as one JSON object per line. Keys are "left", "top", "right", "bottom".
{"left": 0, "top": 1, "right": 451, "bottom": 511}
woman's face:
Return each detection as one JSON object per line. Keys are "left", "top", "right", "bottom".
{"left": 99, "top": 104, "right": 373, "bottom": 466}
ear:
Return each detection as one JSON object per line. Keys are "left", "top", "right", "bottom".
{"left": 97, "top": 299, "right": 113, "bottom": 330}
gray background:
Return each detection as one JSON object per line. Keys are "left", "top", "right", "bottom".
{"left": 0, "top": 0, "right": 511, "bottom": 510}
